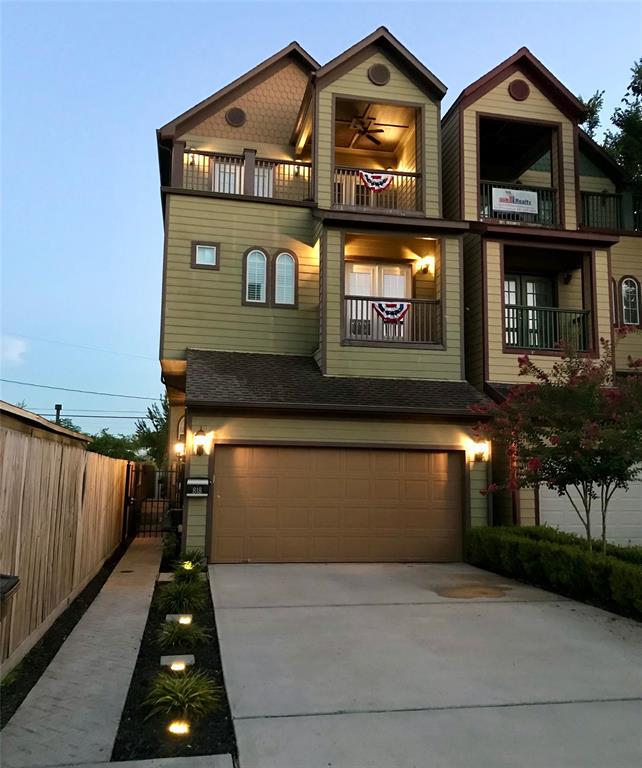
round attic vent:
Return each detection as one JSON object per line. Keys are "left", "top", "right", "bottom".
{"left": 367, "top": 63, "right": 390, "bottom": 86}
{"left": 225, "top": 107, "right": 247, "bottom": 127}
{"left": 508, "top": 79, "right": 530, "bottom": 101}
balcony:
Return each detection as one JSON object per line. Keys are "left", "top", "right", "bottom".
{"left": 182, "top": 150, "right": 312, "bottom": 203}
{"left": 504, "top": 305, "right": 590, "bottom": 352}
{"left": 480, "top": 181, "right": 558, "bottom": 226}
{"left": 581, "top": 191, "right": 642, "bottom": 232}
{"left": 344, "top": 296, "right": 441, "bottom": 345}
{"left": 333, "top": 167, "right": 421, "bottom": 213}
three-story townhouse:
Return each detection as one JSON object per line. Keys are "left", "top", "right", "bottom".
{"left": 157, "top": 28, "right": 492, "bottom": 563}
{"left": 442, "top": 48, "right": 642, "bottom": 542}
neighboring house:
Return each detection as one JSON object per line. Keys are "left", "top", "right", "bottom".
{"left": 157, "top": 28, "right": 492, "bottom": 563}
{"left": 157, "top": 28, "right": 641, "bottom": 562}
{"left": 442, "top": 48, "right": 642, "bottom": 538}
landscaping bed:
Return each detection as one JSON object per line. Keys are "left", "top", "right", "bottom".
{"left": 111, "top": 556, "right": 236, "bottom": 760}
{"left": 1, "top": 542, "right": 128, "bottom": 728}
{"left": 465, "top": 526, "right": 642, "bottom": 620}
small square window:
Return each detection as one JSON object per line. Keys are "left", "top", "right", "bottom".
{"left": 191, "top": 242, "right": 219, "bottom": 270}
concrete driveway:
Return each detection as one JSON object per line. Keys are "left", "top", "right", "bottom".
{"left": 209, "top": 563, "right": 642, "bottom": 768}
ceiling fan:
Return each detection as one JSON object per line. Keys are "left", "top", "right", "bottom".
{"left": 336, "top": 107, "right": 409, "bottom": 147}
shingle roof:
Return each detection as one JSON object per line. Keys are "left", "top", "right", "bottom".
{"left": 186, "top": 349, "right": 490, "bottom": 417}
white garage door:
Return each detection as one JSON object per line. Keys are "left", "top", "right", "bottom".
{"left": 539, "top": 480, "right": 642, "bottom": 546}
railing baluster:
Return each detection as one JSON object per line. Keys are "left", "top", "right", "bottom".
{"left": 343, "top": 296, "right": 441, "bottom": 344}
{"left": 332, "top": 167, "right": 420, "bottom": 212}
{"left": 504, "top": 305, "right": 590, "bottom": 352}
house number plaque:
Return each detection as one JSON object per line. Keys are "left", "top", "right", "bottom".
{"left": 186, "top": 478, "right": 210, "bottom": 497}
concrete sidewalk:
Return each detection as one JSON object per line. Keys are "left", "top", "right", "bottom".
{"left": 2, "top": 538, "right": 162, "bottom": 768}
{"left": 210, "top": 563, "right": 642, "bottom": 768}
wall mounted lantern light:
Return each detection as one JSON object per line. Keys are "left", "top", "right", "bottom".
{"left": 193, "top": 428, "right": 207, "bottom": 456}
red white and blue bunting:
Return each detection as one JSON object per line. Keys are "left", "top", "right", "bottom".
{"left": 358, "top": 171, "right": 394, "bottom": 192}
{"left": 372, "top": 301, "right": 410, "bottom": 324}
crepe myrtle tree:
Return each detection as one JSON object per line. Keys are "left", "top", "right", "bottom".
{"left": 473, "top": 338, "right": 642, "bottom": 553}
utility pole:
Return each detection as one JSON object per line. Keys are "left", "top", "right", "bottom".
{"left": 54, "top": 403, "right": 62, "bottom": 424}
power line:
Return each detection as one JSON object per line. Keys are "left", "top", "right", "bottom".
{"left": 37, "top": 414, "right": 152, "bottom": 420}
{"left": 1, "top": 379, "right": 162, "bottom": 401}
{"left": 5, "top": 332, "right": 156, "bottom": 361}
{"left": 28, "top": 408, "right": 150, "bottom": 413}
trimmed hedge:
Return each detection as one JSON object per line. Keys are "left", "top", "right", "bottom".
{"left": 464, "top": 527, "right": 642, "bottom": 621}
{"left": 502, "top": 525, "right": 642, "bottom": 567}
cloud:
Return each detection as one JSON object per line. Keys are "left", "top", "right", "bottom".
{"left": 1, "top": 335, "right": 28, "bottom": 365}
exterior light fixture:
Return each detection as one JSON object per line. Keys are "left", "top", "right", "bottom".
{"left": 174, "top": 441, "right": 185, "bottom": 457}
{"left": 170, "top": 660, "right": 186, "bottom": 672}
{"left": 467, "top": 440, "right": 490, "bottom": 463}
{"left": 181, "top": 560, "right": 194, "bottom": 571}
{"left": 178, "top": 615, "right": 192, "bottom": 625}
{"left": 160, "top": 653, "right": 195, "bottom": 670}
{"left": 193, "top": 428, "right": 207, "bottom": 456}
{"left": 415, "top": 255, "right": 435, "bottom": 275}
{"left": 168, "top": 720, "right": 190, "bottom": 735}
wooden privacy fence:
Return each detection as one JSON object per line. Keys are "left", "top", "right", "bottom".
{"left": 0, "top": 426, "right": 129, "bottom": 668}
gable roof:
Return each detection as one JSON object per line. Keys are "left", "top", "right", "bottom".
{"left": 443, "top": 47, "right": 587, "bottom": 123}
{"left": 314, "top": 26, "right": 447, "bottom": 100}
{"left": 0, "top": 400, "right": 91, "bottom": 442}
{"left": 158, "top": 42, "right": 319, "bottom": 139}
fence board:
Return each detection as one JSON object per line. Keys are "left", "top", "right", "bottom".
{"left": 0, "top": 427, "right": 129, "bottom": 667}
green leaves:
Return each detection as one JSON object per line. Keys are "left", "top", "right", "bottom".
{"left": 157, "top": 581, "right": 208, "bottom": 613}
{"left": 156, "top": 621, "right": 211, "bottom": 650}
{"left": 145, "top": 669, "right": 221, "bottom": 719}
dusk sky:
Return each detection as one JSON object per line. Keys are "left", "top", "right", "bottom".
{"left": 2, "top": 1, "right": 640, "bottom": 434}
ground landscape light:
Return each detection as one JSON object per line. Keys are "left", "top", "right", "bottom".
{"left": 170, "top": 661, "right": 186, "bottom": 672}
{"left": 182, "top": 560, "right": 194, "bottom": 570}
{"left": 178, "top": 615, "right": 192, "bottom": 625}
{"left": 168, "top": 720, "right": 190, "bottom": 735}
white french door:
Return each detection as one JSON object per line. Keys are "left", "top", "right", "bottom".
{"left": 345, "top": 262, "right": 412, "bottom": 340}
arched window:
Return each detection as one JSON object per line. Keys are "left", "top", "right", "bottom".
{"left": 621, "top": 277, "right": 641, "bottom": 326}
{"left": 244, "top": 249, "right": 267, "bottom": 304}
{"left": 273, "top": 252, "right": 297, "bottom": 306}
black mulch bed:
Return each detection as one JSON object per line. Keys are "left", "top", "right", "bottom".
{"left": 111, "top": 581, "right": 236, "bottom": 760}
{"left": 1, "top": 541, "right": 128, "bottom": 728}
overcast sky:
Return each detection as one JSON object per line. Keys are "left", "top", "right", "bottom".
{"left": 2, "top": 0, "right": 640, "bottom": 434}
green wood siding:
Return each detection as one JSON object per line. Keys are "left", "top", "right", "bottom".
{"left": 462, "top": 234, "right": 484, "bottom": 389}
{"left": 441, "top": 111, "right": 460, "bottom": 220}
{"left": 161, "top": 194, "right": 319, "bottom": 359}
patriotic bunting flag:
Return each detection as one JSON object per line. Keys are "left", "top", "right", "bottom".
{"left": 372, "top": 301, "right": 410, "bottom": 324}
{"left": 358, "top": 171, "right": 394, "bottom": 192}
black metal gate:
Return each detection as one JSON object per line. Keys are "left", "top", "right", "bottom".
{"left": 125, "top": 464, "right": 184, "bottom": 537}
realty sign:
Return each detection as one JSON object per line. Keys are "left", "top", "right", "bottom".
{"left": 492, "top": 187, "right": 538, "bottom": 214}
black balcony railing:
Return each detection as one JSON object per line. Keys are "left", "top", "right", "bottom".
{"left": 344, "top": 296, "right": 441, "bottom": 345}
{"left": 333, "top": 167, "right": 421, "bottom": 212}
{"left": 504, "top": 305, "right": 590, "bottom": 352}
{"left": 480, "top": 181, "right": 557, "bottom": 226}
{"left": 581, "top": 191, "right": 623, "bottom": 230}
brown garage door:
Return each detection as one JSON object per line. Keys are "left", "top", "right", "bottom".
{"left": 210, "top": 446, "right": 463, "bottom": 563}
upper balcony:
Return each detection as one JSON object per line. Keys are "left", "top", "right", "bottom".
{"left": 331, "top": 99, "right": 422, "bottom": 214}
{"left": 181, "top": 149, "right": 312, "bottom": 204}
{"left": 580, "top": 191, "right": 642, "bottom": 233}
{"left": 477, "top": 116, "right": 561, "bottom": 228}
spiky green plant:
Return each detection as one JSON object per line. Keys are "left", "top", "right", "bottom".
{"left": 145, "top": 669, "right": 222, "bottom": 719}
{"left": 157, "top": 580, "right": 208, "bottom": 613}
{"left": 156, "top": 621, "right": 211, "bottom": 650}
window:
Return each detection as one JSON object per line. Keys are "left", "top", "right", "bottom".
{"left": 244, "top": 249, "right": 267, "bottom": 304}
{"left": 274, "top": 252, "right": 296, "bottom": 306}
{"left": 191, "top": 242, "right": 219, "bottom": 270}
{"left": 621, "top": 277, "right": 641, "bottom": 326}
